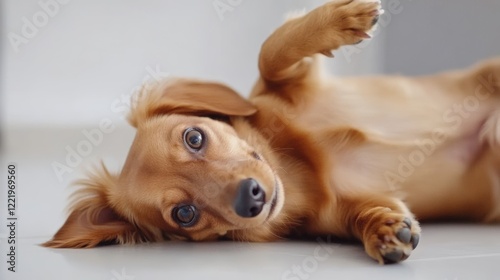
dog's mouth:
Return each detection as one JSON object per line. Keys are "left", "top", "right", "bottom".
{"left": 266, "top": 176, "right": 282, "bottom": 221}
{"left": 268, "top": 185, "right": 278, "bottom": 218}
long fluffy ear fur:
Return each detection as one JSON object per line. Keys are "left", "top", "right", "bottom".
{"left": 43, "top": 164, "right": 156, "bottom": 248}
{"left": 128, "top": 78, "right": 257, "bottom": 128}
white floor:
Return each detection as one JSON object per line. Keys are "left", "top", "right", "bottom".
{"left": 2, "top": 126, "right": 500, "bottom": 280}
{"left": 1, "top": 225, "right": 500, "bottom": 280}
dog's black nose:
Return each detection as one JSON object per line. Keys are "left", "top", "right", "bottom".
{"left": 234, "top": 178, "right": 265, "bottom": 218}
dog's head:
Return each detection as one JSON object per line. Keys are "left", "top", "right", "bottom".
{"left": 44, "top": 78, "right": 285, "bottom": 248}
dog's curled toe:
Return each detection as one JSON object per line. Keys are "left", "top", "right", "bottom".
{"left": 315, "top": 0, "right": 383, "bottom": 53}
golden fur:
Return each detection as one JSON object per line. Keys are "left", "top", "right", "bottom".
{"left": 45, "top": 0, "right": 500, "bottom": 264}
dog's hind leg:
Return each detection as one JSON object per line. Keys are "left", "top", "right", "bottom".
{"left": 258, "top": 0, "right": 382, "bottom": 84}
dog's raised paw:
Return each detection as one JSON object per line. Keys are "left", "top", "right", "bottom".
{"left": 364, "top": 215, "right": 421, "bottom": 264}
{"left": 323, "top": 0, "right": 383, "bottom": 44}
{"left": 301, "top": 0, "right": 384, "bottom": 57}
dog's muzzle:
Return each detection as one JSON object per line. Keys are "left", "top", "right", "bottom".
{"left": 234, "top": 178, "right": 265, "bottom": 218}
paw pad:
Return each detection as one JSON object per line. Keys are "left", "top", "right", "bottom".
{"left": 382, "top": 249, "right": 406, "bottom": 264}
{"left": 367, "top": 215, "right": 421, "bottom": 264}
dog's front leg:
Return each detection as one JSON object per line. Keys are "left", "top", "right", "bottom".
{"left": 336, "top": 195, "right": 421, "bottom": 264}
{"left": 259, "top": 0, "right": 382, "bottom": 83}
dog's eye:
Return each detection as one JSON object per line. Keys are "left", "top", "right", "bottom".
{"left": 172, "top": 205, "right": 198, "bottom": 227}
{"left": 183, "top": 128, "right": 204, "bottom": 151}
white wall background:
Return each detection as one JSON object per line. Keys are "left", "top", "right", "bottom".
{"left": 1, "top": 1, "right": 498, "bottom": 238}
{"left": 383, "top": 0, "right": 500, "bottom": 75}
{"left": 2, "top": 0, "right": 382, "bottom": 128}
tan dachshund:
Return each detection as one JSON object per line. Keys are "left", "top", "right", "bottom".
{"left": 45, "top": 0, "right": 500, "bottom": 264}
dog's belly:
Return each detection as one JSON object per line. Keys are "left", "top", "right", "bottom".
{"left": 324, "top": 124, "right": 500, "bottom": 221}
{"left": 296, "top": 76, "right": 500, "bottom": 221}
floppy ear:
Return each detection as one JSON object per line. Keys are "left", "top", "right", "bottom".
{"left": 128, "top": 78, "right": 257, "bottom": 128}
{"left": 43, "top": 165, "right": 150, "bottom": 248}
